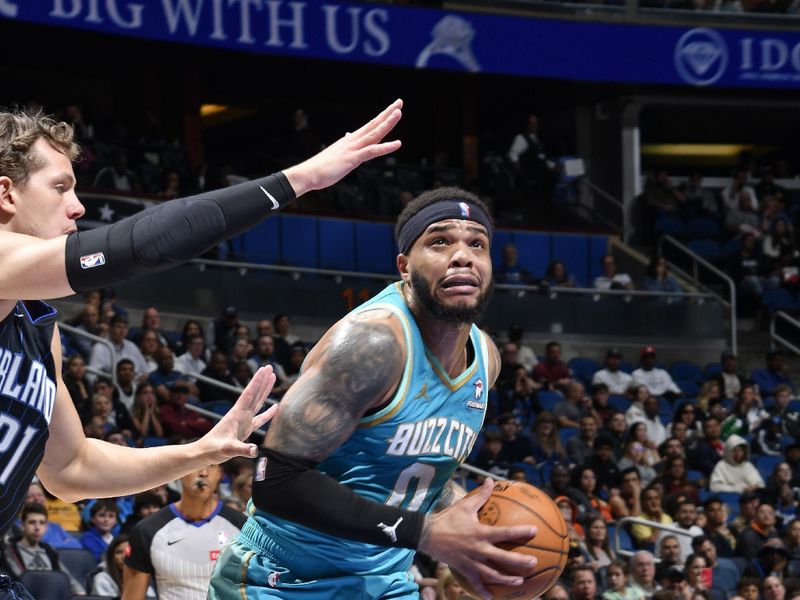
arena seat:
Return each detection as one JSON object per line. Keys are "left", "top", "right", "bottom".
{"left": 756, "top": 454, "right": 783, "bottom": 480}
{"left": 280, "top": 215, "right": 319, "bottom": 269}
{"left": 19, "top": 571, "right": 71, "bottom": 600}
{"left": 142, "top": 436, "right": 167, "bottom": 447}
{"left": 354, "top": 222, "right": 395, "bottom": 274}
{"left": 687, "top": 217, "right": 721, "bottom": 240}
{"left": 619, "top": 361, "right": 634, "bottom": 374}
{"left": 607, "top": 523, "right": 634, "bottom": 552}
{"left": 704, "top": 362, "right": 722, "bottom": 379}
{"left": 687, "top": 239, "right": 722, "bottom": 260}
{"left": 318, "top": 219, "right": 355, "bottom": 271}
{"left": 568, "top": 357, "right": 600, "bottom": 385}
{"left": 58, "top": 548, "right": 99, "bottom": 591}
{"left": 199, "top": 401, "right": 231, "bottom": 416}
{"left": 559, "top": 427, "right": 578, "bottom": 446}
{"left": 762, "top": 288, "right": 797, "bottom": 314}
{"left": 675, "top": 380, "right": 700, "bottom": 397}
{"left": 721, "top": 237, "right": 742, "bottom": 257}
{"left": 513, "top": 462, "right": 541, "bottom": 486}
{"left": 608, "top": 395, "right": 631, "bottom": 411}
{"left": 670, "top": 361, "right": 704, "bottom": 384}
{"left": 655, "top": 215, "right": 688, "bottom": 238}
{"left": 538, "top": 391, "right": 562, "bottom": 412}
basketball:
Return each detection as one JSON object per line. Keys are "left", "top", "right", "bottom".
{"left": 453, "top": 481, "right": 569, "bottom": 600}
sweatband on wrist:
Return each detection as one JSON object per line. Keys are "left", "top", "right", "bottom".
{"left": 397, "top": 200, "right": 493, "bottom": 255}
{"left": 252, "top": 447, "right": 426, "bottom": 549}
{"left": 65, "top": 172, "right": 295, "bottom": 292}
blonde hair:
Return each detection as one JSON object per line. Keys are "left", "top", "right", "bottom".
{"left": 0, "top": 109, "right": 79, "bottom": 186}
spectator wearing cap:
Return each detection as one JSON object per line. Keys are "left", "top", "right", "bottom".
{"left": 532, "top": 341, "right": 572, "bottom": 391}
{"left": 710, "top": 434, "right": 764, "bottom": 494}
{"left": 702, "top": 496, "right": 736, "bottom": 557}
{"left": 692, "top": 535, "right": 739, "bottom": 595}
{"left": 212, "top": 305, "right": 240, "bottom": 354}
{"left": 508, "top": 324, "right": 537, "bottom": 372}
{"left": 592, "top": 348, "right": 633, "bottom": 396}
{"left": 752, "top": 349, "right": 796, "bottom": 398}
{"left": 160, "top": 379, "right": 214, "bottom": 440}
{"left": 714, "top": 350, "right": 747, "bottom": 400}
{"left": 148, "top": 346, "right": 197, "bottom": 404}
{"left": 737, "top": 501, "right": 780, "bottom": 560}
{"left": 743, "top": 539, "right": 792, "bottom": 580}
{"left": 632, "top": 346, "right": 682, "bottom": 400}
{"left": 89, "top": 313, "right": 149, "bottom": 381}
{"left": 688, "top": 417, "right": 725, "bottom": 478}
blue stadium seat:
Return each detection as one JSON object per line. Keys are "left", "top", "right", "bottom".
{"left": 143, "top": 437, "right": 167, "bottom": 447}
{"left": 280, "top": 215, "right": 319, "bottom": 269}
{"left": 538, "top": 391, "right": 562, "bottom": 412}
{"left": 704, "top": 362, "right": 722, "bottom": 379}
{"left": 790, "top": 399, "right": 800, "bottom": 412}
{"left": 465, "top": 478, "right": 480, "bottom": 492}
{"left": 568, "top": 357, "right": 600, "bottom": 385}
{"left": 18, "top": 571, "right": 71, "bottom": 600}
{"left": 58, "top": 548, "right": 98, "bottom": 590}
{"left": 687, "top": 217, "right": 721, "bottom": 240}
{"left": 355, "top": 222, "right": 395, "bottom": 274}
{"left": 619, "top": 361, "right": 634, "bottom": 374}
{"left": 722, "top": 237, "right": 742, "bottom": 257}
{"left": 756, "top": 455, "right": 783, "bottom": 480}
{"left": 559, "top": 427, "right": 578, "bottom": 447}
{"left": 658, "top": 397, "right": 673, "bottom": 417}
{"left": 317, "top": 218, "right": 355, "bottom": 271}
{"left": 687, "top": 469, "right": 704, "bottom": 482}
{"left": 655, "top": 215, "right": 688, "bottom": 238}
{"left": 676, "top": 380, "right": 700, "bottom": 397}
{"left": 608, "top": 395, "right": 631, "bottom": 411}
{"left": 687, "top": 239, "right": 722, "bottom": 260}
{"left": 199, "top": 401, "right": 231, "bottom": 416}
{"left": 762, "top": 288, "right": 797, "bottom": 314}
{"left": 608, "top": 523, "right": 635, "bottom": 552}
{"left": 671, "top": 361, "right": 704, "bottom": 384}
{"left": 537, "top": 462, "right": 553, "bottom": 485}
{"left": 513, "top": 462, "right": 541, "bottom": 486}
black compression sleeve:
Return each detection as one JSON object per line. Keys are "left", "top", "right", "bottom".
{"left": 252, "top": 447, "right": 426, "bottom": 549}
{"left": 64, "top": 172, "right": 295, "bottom": 292}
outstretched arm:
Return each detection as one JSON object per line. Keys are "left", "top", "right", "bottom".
{"left": 0, "top": 100, "right": 402, "bottom": 301}
{"left": 38, "top": 325, "right": 278, "bottom": 502}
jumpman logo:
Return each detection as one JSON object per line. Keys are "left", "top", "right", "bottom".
{"left": 413, "top": 383, "right": 429, "bottom": 401}
{"left": 377, "top": 517, "right": 404, "bottom": 543}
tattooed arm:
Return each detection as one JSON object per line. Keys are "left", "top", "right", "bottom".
{"left": 431, "top": 479, "right": 466, "bottom": 513}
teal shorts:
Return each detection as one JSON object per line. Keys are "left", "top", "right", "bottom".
{"left": 208, "top": 520, "right": 419, "bottom": 600}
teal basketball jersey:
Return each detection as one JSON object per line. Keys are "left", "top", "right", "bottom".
{"left": 247, "top": 282, "right": 490, "bottom": 578}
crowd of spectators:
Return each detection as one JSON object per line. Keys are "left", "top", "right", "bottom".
{"left": 469, "top": 331, "right": 800, "bottom": 600}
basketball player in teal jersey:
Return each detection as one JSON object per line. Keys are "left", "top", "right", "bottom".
{"left": 209, "top": 188, "right": 539, "bottom": 600}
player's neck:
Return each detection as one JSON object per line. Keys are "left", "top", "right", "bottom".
{"left": 415, "top": 316, "right": 472, "bottom": 378}
{"left": 175, "top": 496, "right": 218, "bottom": 522}
{"left": 0, "top": 299, "right": 16, "bottom": 322}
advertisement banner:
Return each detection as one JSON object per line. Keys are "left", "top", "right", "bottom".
{"left": 1, "top": 1, "right": 798, "bottom": 88}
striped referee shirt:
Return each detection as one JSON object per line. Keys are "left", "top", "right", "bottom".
{"left": 125, "top": 502, "right": 245, "bottom": 600}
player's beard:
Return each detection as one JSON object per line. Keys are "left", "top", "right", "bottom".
{"left": 410, "top": 269, "right": 493, "bottom": 326}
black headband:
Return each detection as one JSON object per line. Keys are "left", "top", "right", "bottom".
{"left": 397, "top": 201, "right": 493, "bottom": 254}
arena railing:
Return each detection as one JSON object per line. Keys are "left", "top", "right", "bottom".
{"left": 657, "top": 234, "right": 737, "bottom": 355}
{"left": 614, "top": 516, "right": 693, "bottom": 559}
{"left": 57, "top": 322, "right": 120, "bottom": 386}
{"left": 770, "top": 310, "right": 800, "bottom": 356}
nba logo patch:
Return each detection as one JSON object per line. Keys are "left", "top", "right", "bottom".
{"left": 458, "top": 202, "right": 470, "bottom": 218}
{"left": 79, "top": 252, "right": 105, "bottom": 269}
{"left": 473, "top": 379, "right": 483, "bottom": 399}
{"left": 255, "top": 456, "right": 267, "bottom": 481}
{"left": 209, "top": 550, "right": 221, "bottom": 561}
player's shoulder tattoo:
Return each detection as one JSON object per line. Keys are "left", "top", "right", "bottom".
{"left": 268, "top": 316, "right": 405, "bottom": 460}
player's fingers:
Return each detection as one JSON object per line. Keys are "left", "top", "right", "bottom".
{"left": 466, "top": 477, "right": 495, "bottom": 509}
{"left": 226, "top": 440, "right": 260, "bottom": 459}
{"left": 477, "top": 539, "right": 538, "bottom": 574}
{"left": 243, "top": 367, "right": 275, "bottom": 411}
{"left": 252, "top": 402, "right": 279, "bottom": 430}
{"left": 476, "top": 561, "right": 526, "bottom": 590}
{"left": 483, "top": 523, "right": 538, "bottom": 545}
{"left": 351, "top": 99, "right": 402, "bottom": 138}
{"left": 355, "top": 140, "right": 402, "bottom": 163}
{"left": 355, "top": 109, "right": 402, "bottom": 146}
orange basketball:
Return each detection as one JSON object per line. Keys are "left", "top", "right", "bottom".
{"left": 453, "top": 481, "right": 569, "bottom": 600}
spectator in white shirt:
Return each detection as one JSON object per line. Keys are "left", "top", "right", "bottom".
{"left": 89, "top": 314, "right": 149, "bottom": 382}
{"left": 594, "top": 254, "right": 633, "bottom": 291}
{"left": 175, "top": 334, "right": 207, "bottom": 381}
{"left": 592, "top": 348, "right": 633, "bottom": 396}
{"left": 632, "top": 346, "right": 682, "bottom": 401}
{"left": 508, "top": 324, "right": 537, "bottom": 373}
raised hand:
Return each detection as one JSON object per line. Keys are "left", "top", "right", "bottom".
{"left": 418, "top": 478, "right": 538, "bottom": 600}
{"left": 284, "top": 99, "right": 403, "bottom": 196}
{"left": 197, "top": 366, "right": 278, "bottom": 462}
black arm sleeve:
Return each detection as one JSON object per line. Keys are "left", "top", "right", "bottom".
{"left": 252, "top": 447, "right": 426, "bottom": 549}
{"left": 65, "top": 172, "right": 295, "bottom": 292}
